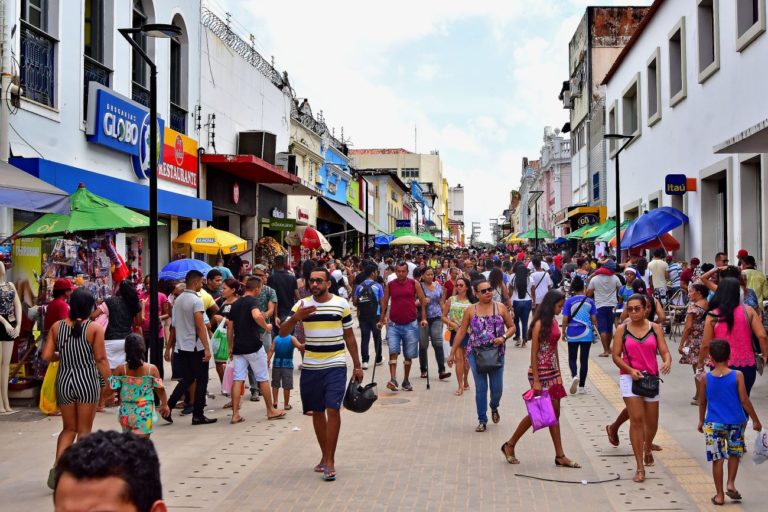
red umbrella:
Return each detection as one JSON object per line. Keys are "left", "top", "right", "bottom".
{"left": 301, "top": 227, "right": 331, "bottom": 251}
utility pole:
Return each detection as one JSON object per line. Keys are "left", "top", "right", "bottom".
{"left": 0, "top": 0, "right": 12, "bottom": 238}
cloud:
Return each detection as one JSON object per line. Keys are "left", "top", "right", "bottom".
{"left": 415, "top": 63, "right": 440, "bottom": 82}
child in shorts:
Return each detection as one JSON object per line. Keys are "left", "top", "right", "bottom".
{"left": 268, "top": 334, "right": 303, "bottom": 410}
{"left": 697, "top": 339, "right": 762, "bottom": 506}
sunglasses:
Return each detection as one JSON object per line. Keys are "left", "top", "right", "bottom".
{"left": 477, "top": 287, "right": 493, "bottom": 294}
{"left": 308, "top": 278, "right": 326, "bottom": 284}
{"left": 626, "top": 305, "right": 644, "bottom": 313}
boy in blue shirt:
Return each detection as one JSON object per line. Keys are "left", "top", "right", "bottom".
{"left": 268, "top": 334, "right": 303, "bottom": 411}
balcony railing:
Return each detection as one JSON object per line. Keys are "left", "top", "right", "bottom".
{"left": 170, "top": 102, "right": 187, "bottom": 134}
{"left": 83, "top": 55, "right": 111, "bottom": 117}
{"left": 20, "top": 21, "right": 56, "bottom": 107}
{"left": 132, "top": 82, "right": 150, "bottom": 108}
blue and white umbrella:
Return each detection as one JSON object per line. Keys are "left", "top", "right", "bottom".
{"left": 159, "top": 258, "right": 212, "bottom": 281}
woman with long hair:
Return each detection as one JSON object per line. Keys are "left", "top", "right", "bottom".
{"left": 418, "top": 267, "right": 450, "bottom": 380}
{"left": 699, "top": 277, "right": 768, "bottom": 396}
{"left": 442, "top": 276, "right": 475, "bottom": 395}
{"left": 509, "top": 262, "right": 533, "bottom": 347}
{"left": 678, "top": 283, "right": 709, "bottom": 405}
{"left": 502, "top": 290, "right": 580, "bottom": 468}
{"left": 448, "top": 278, "right": 515, "bottom": 432}
{"left": 42, "top": 288, "right": 111, "bottom": 489}
{"left": 215, "top": 279, "right": 242, "bottom": 398}
{"left": 620, "top": 279, "right": 666, "bottom": 324}
{"left": 110, "top": 333, "right": 170, "bottom": 438}
{"left": 611, "top": 294, "right": 672, "bottom": 483}
{"left": 488, "top": 268, "right": 511, "bottom": 309}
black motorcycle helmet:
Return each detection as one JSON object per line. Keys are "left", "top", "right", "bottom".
{"left": 343, "top": 378, "right": 377, "bottom": 413}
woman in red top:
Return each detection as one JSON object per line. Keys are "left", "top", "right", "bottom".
{"left": 44, "top": 279, "right": 73, "bottom": 335}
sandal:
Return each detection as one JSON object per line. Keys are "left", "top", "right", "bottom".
{"left": 633, "top": 469, "right": 646, "bottom": 483}
{"left": 475, "top": 423, "right": 487, "bottom": 433}
{"left": 454, "top": 389, "right": 463, "bottom": 396}
{"left": 710, "top": 496, "right": 724, "bottom": 506}
{"left": 644, "top": 452, "right": 654, "bottom": 466}
{"left": 555, "top": 456, "right": 581, "bottom": 468}
{"left": 230, "top": 416, "right": 245, "bottom": 424}
{"left": 322, "top": 467, "right": 336, "bottom": 481}
{"left": 284, "top": 404, "right": 293, "bottom": 411}
{"left": 725, "top": 489, "right": 742, "bottom": 500}
{"left": 651, "top": 443, "right": 662, "bottom": 451}
{"left": 463, "top": 383, "right": 470, "bottom": 390}
{"left": 500, "top": 442, "right": 519, "bottom": 464}
{"left": 605, "top": 424, "right": 619, "bottom": 447}
{"left": 223, "top": 401, "right": 233, "bottom": 409}
{"left": 491, "top": 409, "right": 500, "bottom": 424}
{"left": 267, "top": 411, "right": 287, "bottom": 420}
{"left": 313, "top": 463, "right": 326, "bottom": 473}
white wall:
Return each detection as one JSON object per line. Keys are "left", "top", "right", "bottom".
{"left": 8, "top": 0, "right": 201, "bottom": 200}
{"left": 604, "top": 0, "right": 768, "bottom": 262}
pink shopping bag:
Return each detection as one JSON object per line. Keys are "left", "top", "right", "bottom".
{"left": 522, "top": 388, "right": 558, "bottom": 432}
{"left": 222, "top": 362, "right": 234, "bottom": 395}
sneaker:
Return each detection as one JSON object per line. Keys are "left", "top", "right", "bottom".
{"left": 401, "top": 380, "right": 413, "bottom": 391}
{"left": 386, "top": 379, "right": 399, "bottom": 392}
{"left": 250, "top": 394, "right": 261, "bottom": 402}
{"left": 569, "top": 376, "right": 579, "bottom": 395}
{"left": 577, "top": 386, "right": 587, "bottom": 395}
{"left": 362, "top": 362, "right": 369, "bottom": 370}
{"left": 180, "top": 404, "right": 194, "bottom": 416}
{"left": 375, "top": 360, "right": 383, "bottom": 367}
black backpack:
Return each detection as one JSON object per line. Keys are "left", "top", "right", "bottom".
{"left": 357, "top": 282, "right": 379, "bottom": 319}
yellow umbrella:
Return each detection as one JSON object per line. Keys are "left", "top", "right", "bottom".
{"left": 174, "top": 226, "right": 248, "bottom": 255}
{"left": 390, "top": 235, "right": 429, "bottom": 246}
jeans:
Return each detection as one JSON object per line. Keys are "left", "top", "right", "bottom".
{"left": 513, "top": 301, "right": 532, "bottom": 340}
{"left": 419, "top": 317, "right": 446, "bottom": 373}
{"left": 386, "top": 321, "right": 419, "bottom": 359}
{"left": 167, "top": 350, "right": 209, "bottom": 418}
{"left": 359, "top": 316, "right": 382, "bottom": 363}
{"left": 467, "top": 352, "right": 504, "bottom": 424}
{"left": 567, "top": 342, "right": 592, "bottom": 387}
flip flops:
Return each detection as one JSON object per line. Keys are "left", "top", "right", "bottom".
{"left": 230, "top": 416, "right": 245, "bottom": 424}
{"left": 322, "top": 467, "right": 336, "bottom": 481}
{"left": 313, "top": 463, "right": 326, "bottom": 473}
{"left": 725, "top": 489, "right": 742, "bottom": 500}
{"left": 605, "top": 424, "right": 619, "bottom": 447}
{"left": 267, "top": 411, "right": 287, "bottom": 420}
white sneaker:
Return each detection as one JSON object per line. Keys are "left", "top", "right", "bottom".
{"left": 362, "top": 362, "right": 369, "bottom": 370}
{"left": 577, "top": 386, "right": 588, "bottom": 395}
{"left": 569, "top": 376, "right": 579, "bottom": 395}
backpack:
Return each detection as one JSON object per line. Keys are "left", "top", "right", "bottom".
{"left": 357, "top": 282, "right": 379, "bottom": 319}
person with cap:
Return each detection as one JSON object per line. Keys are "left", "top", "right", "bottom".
{"left": 44, "top": 279, "right": 73, "bottom": 336}
{"left": 587, "top": 260, "right": 622, "bottom": 357}
{"left": 617, "top": 267, "right": 638, "bottom": 316}
{"left": 737, "top": 249, "right": 749, "bottom": 267}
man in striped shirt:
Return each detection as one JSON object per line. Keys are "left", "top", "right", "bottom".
{"left": 279, "top": 267, "right": 363, "bottom": 482}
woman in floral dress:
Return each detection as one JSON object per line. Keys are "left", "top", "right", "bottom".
{"left": 678, "top": 283, "right": 709, "bottom": 405}
{"left": 110, "top": 334, "right": 169, "bottom": 437}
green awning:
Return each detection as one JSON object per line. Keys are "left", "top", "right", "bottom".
{"left": 392, "top": 227, "right": 417, "bottom": 238}
{"left": 520, "top": 228, "right": 553, "bottom": 239}
{"left": 566, "top": 222, "right": 600, "bottom": 239}
{"left": 582, "top": 220, "right": 617, "bottom": 240}
{"left": 595, "top": 220, "right": 633, "bottom": 242}
{"left": 419, "top": 232, "right": 440, "bottom": 243}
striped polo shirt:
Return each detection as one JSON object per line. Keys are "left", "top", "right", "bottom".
{"left": 291, "top": 295, "right": 353, "bottom": 370}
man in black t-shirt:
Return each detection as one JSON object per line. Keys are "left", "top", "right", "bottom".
{"left": 227, "top": 277, "right": 285, "bottom": 422}
{"left": 267, "top": 255, "right": 299, "bottom": 324}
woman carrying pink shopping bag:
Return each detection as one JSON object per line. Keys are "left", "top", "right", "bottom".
{"left": 501, "top": 290, "right": 580, "bottom": 468}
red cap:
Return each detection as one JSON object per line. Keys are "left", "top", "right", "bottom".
{"left": 737, "top": 249, "right": 748, "bottom": 259}
{"left": 53, "top": 279, "right": 73, "bottom": 291}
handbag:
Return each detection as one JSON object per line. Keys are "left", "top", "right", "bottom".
{"left": 472, "top": 303, "right": 503, "bottom": 373}
{"left": 741, "top": 307, "right": 764, "bottom": 376}
{"left": 622, "top": 326, "right": 662, "bottom": 398}
{"left": 522, "top": 388, "right": 558, "bottom": 431}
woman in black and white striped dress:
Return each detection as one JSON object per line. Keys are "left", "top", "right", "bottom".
{"left": 42, "top": 288, "right": 111, "bottom": 489}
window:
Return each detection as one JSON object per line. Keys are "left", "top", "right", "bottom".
{"left": 621, "top": 73, "right": 641, "bottom": 138}
{"left": 20, "top": 0, "right": 56, "bottom": 107}
{"left": 454, "top": 210, "right": 463, "bottom": 216}
{"left": 607, "top": 100, "right": 618, "bottom": 156}
{"left": 83, "top": 0, "right": 111, "bottom": 118}
{"left": 736, "top": 0, "right": 766, "bottom": 50}
{"left": 131, "top": 0, "right": 151, "bottom": 107}
{"left": 668, "top": 17, "right": 687, "bottom": 107}
{"left": 697, "top": 0, "right": 720, "bottom": 82}
{"left": 646, "top": 48, "right": 661, "bottom": 127}
{"left": 401, "top": 168, "right": 420, "bottom": 179}
{"left": 169, "top": 14, "right": 188, "bottom": 133}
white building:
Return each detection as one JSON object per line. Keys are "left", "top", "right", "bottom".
{"left": 447, "top": 184, "right": 465, "bottom": 245}
{"left": 603, "top": 0, "right": 768, "bottom": 266}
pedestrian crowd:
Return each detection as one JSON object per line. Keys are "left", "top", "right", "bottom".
{"left": 40, "top": 244, "right": 768, "bottom": 508}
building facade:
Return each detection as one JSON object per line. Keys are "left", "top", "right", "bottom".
{"left": 447, "top": 184, "right": 465, "bottom": 245}
{"left": 533, "top": 127, "right": 572, "bottom": 236}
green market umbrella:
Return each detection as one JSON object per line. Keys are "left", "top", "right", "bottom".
{"left": 519, "top": 228, "right": 553, "bottom": 239}
{"left": 392, "top": 227, "right": 417, "bottom": 238}
{"left": 18, "top": 183, "right": 159, "bottom": 237}
{"left": 418, "top": 232, "right": 440, "bottom": 244}
{"left": 596, "top": 220, "right": 633, "bottom": 243}
{"left": 582, "top": 220, "right": 617, "bottom": 240}
{"left": 566, "top": 222, "right": 599, "bottom": 239}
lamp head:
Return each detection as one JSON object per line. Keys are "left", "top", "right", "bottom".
{"left": 141, "top": 23, "right": 182, "bottom": 38}
{"left": 604, "top": 133, "right": 633, "bottom": 140}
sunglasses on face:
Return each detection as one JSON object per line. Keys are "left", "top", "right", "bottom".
{"left": 308, "top": 278, "right": 326, "bottom": 284}
{"left": 626, "top": 305, "right": 644, "bottom": 313}
{"left": 477, "top": 287, "right": 493, "bottom": 294}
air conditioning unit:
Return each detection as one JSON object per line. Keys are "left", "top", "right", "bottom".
{"left": 314, "top": 174, "right": 323, "bottom": 184}
{"left": 237, "top": 131, "right": 277, "bottom": 165}
{"left": 276, "top": 152, "right": 298, "bottom": 175}
{"left": 562, "top": 91, "right": 573, "bottom": 110}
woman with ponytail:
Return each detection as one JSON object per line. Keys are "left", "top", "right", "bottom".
{"left": 110, "top": 333, "right": 170, "bottom": 438}
{"left": 42, "top": 288, "right": 111, "bottom": 489}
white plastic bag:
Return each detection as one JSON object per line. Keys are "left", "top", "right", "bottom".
{"left": 753, "top": 429, "right": 768, "bottom": 465}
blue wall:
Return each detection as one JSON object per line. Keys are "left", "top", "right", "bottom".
{"left": 319, "top": 148, "right": 350, "bottom": 204}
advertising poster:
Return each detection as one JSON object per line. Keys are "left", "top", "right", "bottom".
{"left": 12, "top": 238, "right": 42, "bottom": 294}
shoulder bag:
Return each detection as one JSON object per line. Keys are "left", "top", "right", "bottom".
{"left": 741, "top": 307, "right": 765, "bottom": 376}
{"left": 622, "top": 325, "right": 662, "bottom": 398}
{"left": 474, "top": 304, "right": 504, "bottom": 373}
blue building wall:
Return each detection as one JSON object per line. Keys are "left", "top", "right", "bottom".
{"left": 319, "top": 147, "right": 350, "bottom": 204}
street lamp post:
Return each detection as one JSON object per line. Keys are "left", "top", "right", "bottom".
{"left": 119, "top": 23, "right": 182, "bottom": 376}
{"left": 604, "top": 133, "right": 634, "bottom": 263}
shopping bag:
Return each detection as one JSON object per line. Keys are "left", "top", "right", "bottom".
{"left": 39, "top": 361, "right": 59, "bottom": 415}
{"left": 753, "top": 429, "right": 768, "bottom": 465}
{"left": 522, "top": 387, "right": 558, "bottom": 432}
{"left": 211, "top": 323, "right": 230, "bottom": 362}
{"left": 221, "top": 361, "right": 234, "bottom": 395}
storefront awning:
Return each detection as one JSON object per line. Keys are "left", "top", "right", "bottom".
{"left": 11, "top": 157, "right": 212, "bottom": 221}
{"left": 714, "top": 118, "right": 768, "bottom": 154}
{"left": 1, "top": 160, "right": 69, "bottom": 214}
{"left": 320, "top": 197, "right": 383, "bottom": 235}
{"left": 202, "top": 153, "right": 317, "bottom": 196}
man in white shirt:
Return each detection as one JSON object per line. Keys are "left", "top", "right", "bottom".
{"left": 404, "top": 253, "right": 417, "bottom": 278}
{"left": 587, "top": 260, "right": 622, "bottom": 357}
{"left": 647, "top": 248, "right": 669, "bottom": 303}
{"left": 527, "top": 258, "right": 550, "bottom": 272}
{"left": 529, "top": 258, "right": 553, "bottom": 307}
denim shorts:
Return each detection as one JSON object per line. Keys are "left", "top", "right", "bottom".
{"left": 449, "top": 330, "right": 469, "bottom": 348}
{"left": 387, "top": 321, "right": 419, "bottom": 359}
{"left": 596, "top": 306, "right": 615, "bottom": 334}
{"left": 299, "top": 366, "right": 346, "bottom": 413}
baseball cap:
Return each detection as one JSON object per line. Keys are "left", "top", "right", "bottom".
{"left": 53, "top": 278, "right": 73, "bottom": 291}
{"left": 604, "top": 260, "right": 617, "bottom": 271}
{"left": 737, "top": 249, "right": 748, "bottom": 259}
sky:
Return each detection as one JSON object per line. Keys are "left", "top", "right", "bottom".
{"left": 212, "top": 0, "right": 652, "bottom": 242}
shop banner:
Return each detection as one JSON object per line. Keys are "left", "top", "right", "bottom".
{"left": 269, "top": 218, "right": 297, "bottom": 231}
{"left": 12, "top": 238, "right": 42, "bottom": 294}
{"left": 160, "top": 127, "right": 198, "bottom": 187}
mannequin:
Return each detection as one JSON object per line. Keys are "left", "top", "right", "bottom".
{"left": 0, "top": 261, "right": 21, "bottom": 414}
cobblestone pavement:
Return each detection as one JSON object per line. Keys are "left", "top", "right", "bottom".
{"left": 2, "top": 320, "right": 766, "bottom": 511}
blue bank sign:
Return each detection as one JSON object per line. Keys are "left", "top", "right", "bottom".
{"left": 85, "top": 83, "right": 164, "bottom": 180}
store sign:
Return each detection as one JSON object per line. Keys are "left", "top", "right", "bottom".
{"left": 577, "top": 214, "right": 598, "bottom": 226}
{"left": 665, "top": 174, "right": 687, "bottom": 195}
{"left": 269, "top": 218, "right": 296, "bottom": 231}
{"left": 85, "top": 83, "right": 164, "bottom": 181}
{"left": 297, "top": 207, "right": 309, "bottom": 221}
{"left": 159, "top": 127, "right": 198, "bottom": 187}
{"left": 396, "top": 219, "right": 411, "bottom": 228}
{"left": 272, "top": 207, "right": 285, "bottom": 219}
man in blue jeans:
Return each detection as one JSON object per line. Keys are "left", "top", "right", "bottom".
{"left": 587, "top": 260, "right": 622, "bottom": 357}
{"left": 353, "top": 265, "right": 384, "bottom": 369}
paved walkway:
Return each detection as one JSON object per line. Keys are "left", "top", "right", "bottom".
{"left": 2, "top": 320, "right": 766, "bottom": 511}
